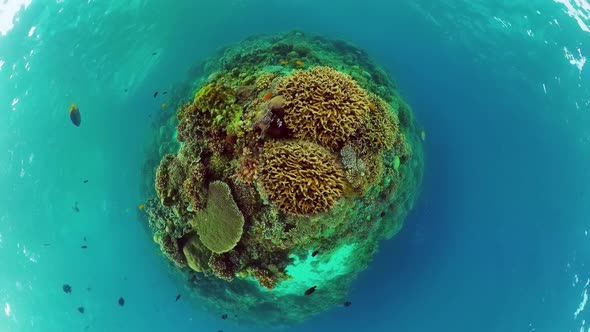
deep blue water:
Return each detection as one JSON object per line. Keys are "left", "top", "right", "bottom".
{"left": 1, "top": 1, "right": 590, "bottom": 331}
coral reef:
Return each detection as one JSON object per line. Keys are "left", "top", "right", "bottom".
{"left": 140, "top": 30, "right": 424, "bottom": 328}
{"left": 191, "top": 181, "right": 245, "bottom": 254}
{"left": 277, "top": 66, "right": 370, "bottom": 151}
{"left": 260, "top": 140, "right": 345, "bottom": 216}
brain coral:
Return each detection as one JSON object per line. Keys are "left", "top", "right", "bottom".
{"left": 260, "top": 140, "right": 345, "bottom": 215}
{"left": 276, "top": 66, "right": 370, "bottom": 151}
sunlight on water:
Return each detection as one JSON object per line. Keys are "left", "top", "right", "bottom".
{"left": 554, "top": 0, "right": 590, "bottom": 32}
{"left": 0, "top": 0, "right": 32, "bottom": 35}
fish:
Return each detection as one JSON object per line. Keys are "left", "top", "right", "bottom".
{"left": 280, "top": 60, "right": 287, "bottom": 65}
{"left": 304, "top": 286, "right": 317, "bottom": 296}
{"left": 118, "top": 297, "right": 125, "bottom": 306}
{"left": 124, "top": 89, "right": 128, "bottom": 92}
{"left": 175, "top": 294, "right": 181, "bottom": 302}
{"left": 81, "top": 245, "right": 87, "bottom": 249}
{"left": 83, "top": 179, "right": 88, "bottom": 183}
{"left": 163, "top": 91, "right": 168, "bottom": 95}
{"left": 161, "top": 103, "right": 166, "bottom": 109}
{"left": 83, "top": 236, "right": 87, "bottom": 241}
{"left": 72, "top": 202, "right": 79, "bottom": 213}
{"left": 221, "top": 313, "right": 228, "bottom": 320}
{"left": 152, "top": 52, "right": 157, "bottom": 55}
{"left": 263, "top": 92, "right": 273, "bottom": 101}
{"left": 138, "top": 204, "right": 145, "bottom": 210}
{"left": 421, "top": 130, "right": 426, "bottom": 141}
{"left": 296, "top": 60, "right": 303, "bottom": 66}
{"left": 43, "top": 243, "right": 51, "bottom": 247}
{"left": 69, "top": 103, "right": 81, "bottom": 127}
{"left": 78, "top": 306, "right": 85, "bottom": 314}
{"left": 154, "top": 91, "right": 158, "bottom": 98}
{"left": 63, "top": 284, "right": 72, "bottom": 293}
{"left": 343, "top": 301, "right": 352, "bottom": 307}
{"left": 311, "top": 250, "right": 319, "bottom": 257}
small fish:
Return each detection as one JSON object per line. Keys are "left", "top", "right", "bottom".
{"left": 63, "top": 284, "right": 72, "bottom": 293}
{"left": 124, "top": 89, "right": 128, "bottom": 92}
{"left": 152, "top": 52, "right": 157, "bottom": 55}
{"left": 43, "top": 243, "right": 51, "bottom": 247}
{"left": 161, "top": 103, "right": 166, "bottom": 109}
{"left": 263, "top": 92, "right": 273, "bottom": 101}
{"left": 153, "top": 91, "right": 158, "bottom": 98}
{"left": 218, "top": 330, "right": 223, "bottom": 332}
{"left": 78, "top": 306, "right": 85, "bottom": 314}
{"left": 304, "top": 286, "right": 317, "bottom": 296}
{"left": 421, "top": 130, "right": 426, "bottom": 141}
{"left": 83, "top": 236, "right": 87, "bottom": 241}
{"left": 86, "top": 287, "right": 92, "bottom": 291}
{"left": 175, "top": 294, "right": 181, "bottom": 302}
{"left": 162, "top": 91, "right": 168, "bottom": 95}
{"left": 138, "top": 204, "right": 145, "bottom": 210}
{"left": 69, "top": 103, "right": 81, "bottom": 127}
{"left": 83, "top": 179, "right": 88, "bottom": 183}
{"left": 311, "top": 250, "right": 319, "bottom": 257}
{"left": 221, "top": 313, "right": 228, "bottom": 320}
{"left": 72, "top": 202, "right": 79, "bottom": 213}
{"left": 296, "top": 60, "right": 303, "bottom": 67}
{"left": 343, "top": 301, "right": 352, "bottom": 307}
{"left": 280, "top": 60, "right": 287, "bottom": 65}
{"left": 81, "top": 245, "right": 87, "bottom": 249}
{"left": 118, "top": 297, "right": 125, "bottom": 306}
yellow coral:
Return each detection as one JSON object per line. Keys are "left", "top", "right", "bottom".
{"left": 276, "top": 66, "right": 370, "bottom": 151}
{"left": 354, "top": 94, "right": 399, "bottom": 154}
{"left": 260, "top": 141, "right": 345, "bottom": 216}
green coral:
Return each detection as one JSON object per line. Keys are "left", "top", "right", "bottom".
{"left": 194, "top": 82, "right": 243, "bottom": 135}
{"left": 183, "top": 234, "right": 213, "bottom": 273}
{"left": 191, "top": 181, "right": 245, "bottom": 254}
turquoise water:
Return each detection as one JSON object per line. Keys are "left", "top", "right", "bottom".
{"left": 1, "top": 0, "right": 590, "bottom": 331}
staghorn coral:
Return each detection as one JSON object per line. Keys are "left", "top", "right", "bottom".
{"left": 276, "top": 66, "right": 370, "bottom": 151}
{"left": 191, "top": 181, "right": 245, "bottom": 253}
{"left": 260, "top": 140, "right": 345, "bottom": 216}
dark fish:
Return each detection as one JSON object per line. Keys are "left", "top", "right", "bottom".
{"left": 72, "top": 202, "right": 79, "bottom": 213}
{"left": 83, "top": 236, "right": 87, "bottom": 241}
{"left": 344, "top": 301, "right": 352, "bottom": 307}
{"left": 43, "top": 243, "right": 51, "bottom": 247}
{"left": 118, "top": 297, "right": 125, "bottom": 306}
{"left": 152, "top": 52, "right": 157, "bottom": 55}
{"left": 162, "top": 91, "right": 168, "bottom": 95}
{"left": 304, "top": 286, "right": 317, "bottom": 296}
{"left": 83, "top": 179, "right": 88, "bottom": 183}
{"left": 86, "top": 287, "right": 91, "bottom": 291}
{"left": 221, "top": 313, "right": 228, "bottom": 320}
{"left": 311, "top": 250, "right": 319, "bottom": 257}
{"left": 69, "top": 103, "right": 81, "bottom": 127}
{"left": 153, "top": 91, "right": 158, "bottom": 98}
{"left": 175, "top": 294, "right": 181, "bottom": 302}
{"left": 81, "top": 245, "right": 87, "bottom": 249}
{"left": 78, "top": 306, "right": 85, "bottom": 314}
{"left": 124, "top": 89, "right": 128, "bottom": 92}
{"left": 63, "top": 284, "right": 72, "bottom": 293}
{"left": 218, "top": 330, "right": 223, "bottom": 332}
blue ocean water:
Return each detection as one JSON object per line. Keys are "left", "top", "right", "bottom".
{"left": 1, "top": 0, "right": 590, "bottom": 331}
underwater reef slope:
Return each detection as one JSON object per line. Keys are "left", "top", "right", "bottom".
{"left": 140, "top": 31, "right": 424, "bottom": 327}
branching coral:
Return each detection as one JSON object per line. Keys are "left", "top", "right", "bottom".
{"left": 191, "top": 181, "right": 245, "bottom": 254}
{"left": 194, "top": 82, "right": 243, "bottom": 135}
{"left": 155, "top": 154, "right": 186, "bottom": 206}
{"left": 260, "top": 141, "right": 345, "bottom": 215}
{"left": 276, "top": 66, "right": 370, "bottom": 151}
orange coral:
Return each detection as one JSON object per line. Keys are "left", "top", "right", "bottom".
{"left": 260, "top": 140, "right": 345, "bottom": 215}
{"left": 276, "top": 66, "right": 370, "bottom": 151}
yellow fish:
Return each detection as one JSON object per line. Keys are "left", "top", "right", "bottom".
{"left": 138, "top": 204, "right": 145, "bottom": 210}
{"left": 421, "top": 130, "right": 426, "bottom": 141}
{"left": 161, "top": 103, "right": 166, "bottom": 109}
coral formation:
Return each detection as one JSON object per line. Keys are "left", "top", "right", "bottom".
{"left": 140, "top": 31, "right": 424, "bottom": 328}
{"left": 192, "top": 181, "right": 245, "bottom": 254}
{"left": 260, "top": 140, "right": 345, "bottom": 215}
{"left": 277, "top": 66, "right": 370, "bottom": 151}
